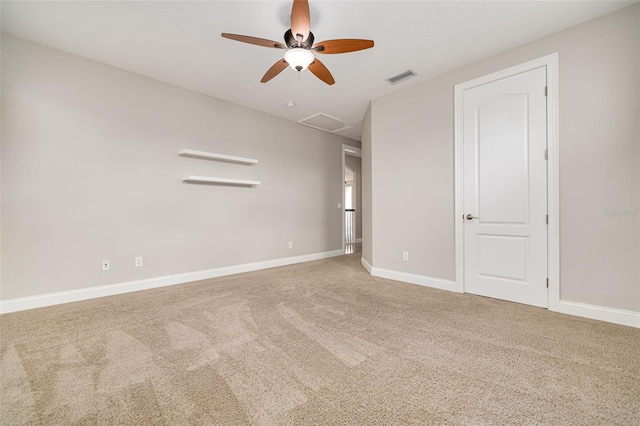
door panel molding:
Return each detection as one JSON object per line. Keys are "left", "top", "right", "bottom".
{"left": 454, "top": 53, "right": 559, "bottom": 310}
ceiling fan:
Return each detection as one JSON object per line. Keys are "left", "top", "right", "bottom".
{"left": 221, "top": 0, "right": 374, "bottom": 86}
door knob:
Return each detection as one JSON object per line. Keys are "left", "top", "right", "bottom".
{"left": 465, "top": 214, "right": 478, "bottom": 220}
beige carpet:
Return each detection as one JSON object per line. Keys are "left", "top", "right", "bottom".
{"left": 1, "top": 254, "right": 639, "bottom": 425}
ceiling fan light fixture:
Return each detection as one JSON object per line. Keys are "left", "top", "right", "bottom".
{"left": 284, "top": 48, "right": 315, "bottom": 71}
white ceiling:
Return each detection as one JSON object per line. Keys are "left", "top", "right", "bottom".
{"left": 1, "top": 1, "right": 635, "bottom": 141}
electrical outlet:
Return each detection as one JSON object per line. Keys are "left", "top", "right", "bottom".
{"left": 288, "top": 241, "right": 294, "bottom": 249}
{"left": 102, "top": 260, "right": 110, "bottom": 271}
{"left": 402, "top": 251, "right": 409, "bottom": 262}
{"left": 337, "top": 202, "right": 342, "bottom": 209}
{"left": 135, "top": 256, "right": 143, "bottom": 267}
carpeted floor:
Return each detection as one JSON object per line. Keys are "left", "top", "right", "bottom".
{"left": 1, "top": 253, "right": 639, "bottom": 425}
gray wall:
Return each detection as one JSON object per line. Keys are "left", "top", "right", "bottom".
{"left": 345, "top": 155, "right": 362, "bottom": 240}
{"left": 365, "top": 5, "right": 640, "bottom": 311}
{"left": 1, "top": 34, "right": 358, "bottom": 301}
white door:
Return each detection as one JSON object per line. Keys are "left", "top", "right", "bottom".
{"left": 462, "top": 67, "right": 548, "bottom": 307}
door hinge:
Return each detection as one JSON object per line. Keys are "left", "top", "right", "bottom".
{"left": 544, "top": 86, "right": 548, "bottom": 97}
{"left": 546, "top": 214, "right": 549, "bottom": 224}
{"left": 545, "top": 149, "right": 548, "bottom": 160}
{"left": 546, "top": 278, "right": 549, "bottom": 288}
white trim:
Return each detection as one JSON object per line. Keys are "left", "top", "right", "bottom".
{"left": 341, "top": 145, "right": 346, "bottom": 254}
{"left": 557, "top": 301, "right": 640, "bottom": 329}
{"left": 370, "top": 267, "right": 459, "bottom": 293}
{"left": 454, "top": 83, "right": 465, "bottom": 293}
{"left": 360, "top": 256, "right": 372, "bottom": 273}
{"left": 0, "top": 249, "right": 343, "bottom": 314}
{"left": 454, "top": 53, "right": 560, "bottom": 305}
{"left": 545, "top": 53, "right": 560, "bottom": 312}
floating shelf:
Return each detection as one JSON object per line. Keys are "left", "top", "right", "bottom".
{"left": 183, "top": 175, "right": 261, "bottom": 186}
{"left": 179, "top": 149, "right": 258, "bottom": 165}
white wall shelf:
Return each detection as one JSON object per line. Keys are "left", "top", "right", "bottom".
{"left": 183, "top": 176, "right": 261, "bottom": 186}
{"left": 179, "top": 149, "right": 258, "bottom": 165}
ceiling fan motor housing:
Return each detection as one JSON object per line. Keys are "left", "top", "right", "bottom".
{"left": 285, "top": 29, "right": 314, "bottom": 49}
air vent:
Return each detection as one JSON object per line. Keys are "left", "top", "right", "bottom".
{"left": 386, "top": 70, "right": 417, "bottom": 85}
{"left": 298, "top": 113, "right": 354, "bottom": 133}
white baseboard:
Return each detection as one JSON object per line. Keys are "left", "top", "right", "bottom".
{"left": 370, "top": 266, "right": 459, "bottom": 293}
{"left": 556, "top": 300, "right": 640, "bottom": 328}
{"left": 360, "top": 257, "right": 372, "bottom": 273}
{"left": 366, "top": 267, "right": 638, "bottom": 328}
{"left": 0, "top": 249, "right": 344, "bottom": 315}
{"left": 6, "top": 251, "right": 636, "bottom": 329}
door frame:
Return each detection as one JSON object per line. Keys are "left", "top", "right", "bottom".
{"left": 454, "top": 53, "right": 559, "bottom": 311}
{"left": 342, "top": 144, "right": 362, "bottom": 253}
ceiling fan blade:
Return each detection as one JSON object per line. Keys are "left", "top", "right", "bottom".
{"left": 308, "top": 59, "right": 335, "bottom": 85}
{"left": 312, "top": 39, "right": 375, "bottom": 54}
{"left": 291, "top": 0, "right": 310, "bottom": 43}
{"left": 261, "top": 59, "right": 289, "bottom": 83}
{"left": 221, "top": 33, "right": 286, "bottom": 49}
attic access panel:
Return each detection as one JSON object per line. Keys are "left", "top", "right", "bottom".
{"left": 298, "top": 113, "right": 354, "bottom": 134}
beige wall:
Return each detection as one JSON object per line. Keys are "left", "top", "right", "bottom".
{"left": 367, "top": 5, "right": 640, "bottom": 311}
{"left": 345, "top": 155, "right": 362, "bottom": 240}
{"left": 0, "top": 34, "right": 359, "bottom": 301}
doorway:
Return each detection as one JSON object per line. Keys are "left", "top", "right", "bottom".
{"left": 342, "top": 145, "right": 362, "bottom": 254}
{"left": 454, "top": 54, "right": 559, "bottom": 309}
{"left": 345, "top": 167, "right": 356, "bottom": 253}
